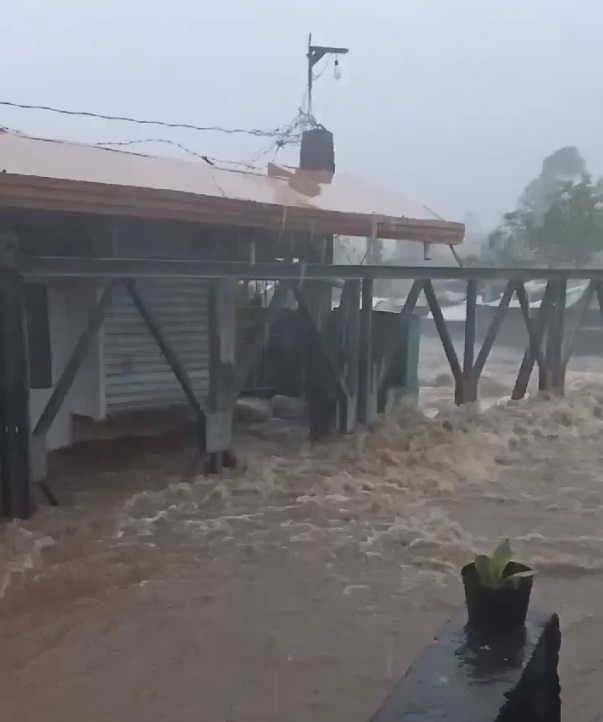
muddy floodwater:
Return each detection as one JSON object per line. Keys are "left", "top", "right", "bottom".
{"left": 2, "top": 337, "right": 603, "bottom": 722}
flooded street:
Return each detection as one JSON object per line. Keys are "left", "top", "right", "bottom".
{"left": 2, "top": 337, "right": 603, "bottom": 721}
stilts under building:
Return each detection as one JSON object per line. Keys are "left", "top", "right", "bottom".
{"left": 0, "top": 128, "right": 464, "bottom": 519}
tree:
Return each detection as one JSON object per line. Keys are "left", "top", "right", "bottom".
{"left": 520, "top": 146, "right": 587, "bottom": 215}
{"left": 486, "top": 210, "right": 536, "bottom": 267}
{"left": 487, "top": 171, "right": 603, "bottom": 268}
{"left": 530, "top": 176, "right": 603, "bottom": 266}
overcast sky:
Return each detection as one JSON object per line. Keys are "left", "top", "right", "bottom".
{"left": 2, "top": 0, "right": 601, "bottom": 228}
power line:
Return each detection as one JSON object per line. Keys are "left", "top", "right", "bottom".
{"left": 2, "top": 122, "right": 286, "bottom": 175}
{"left": 2, "top": 102, "right": 310, "bottom": 177}
{"left": 0, "top": 100, "right": 285, "bottom": 138}
{"left": 97, "top": 135, "right": 286, "bottom": 171}
{"left": 94, "top": 137, "right": 264, "bottom": 171}
{"left": 234, "top": 109, "right": 308, "bottom": 169}
{"left": 244, "top": 138, "right": 286, "bottom": 168}
{"left": 95, "top": 137, "right": 210, "bottom": 160}
{"left": 2, "top": 124, "right": 235, "bottom": 196}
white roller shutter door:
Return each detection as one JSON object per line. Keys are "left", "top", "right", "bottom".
{"left": 103, "top": 279, "right": 209, "bottom": 413}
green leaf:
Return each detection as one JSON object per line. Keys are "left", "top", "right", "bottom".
{"left": 490, "top": 538, "right": 513, "bottom": 586}
{"left": 502, "top": 569, "right": 535, "bottom": 588}
{"left": 475, "top": 554, "right": 496, "bottom": 588}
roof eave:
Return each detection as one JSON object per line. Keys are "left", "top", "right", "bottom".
{"left": 0, "top": 174, "right": 465, "bottom": 245}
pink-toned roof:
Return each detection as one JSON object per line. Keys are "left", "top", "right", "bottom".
{"left": 0, "top": 131, "right": 464, "bottom": 244}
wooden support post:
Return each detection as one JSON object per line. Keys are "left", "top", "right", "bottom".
{"left": 206, "top": 278, "right": 237, "bottom": 471}
{"left": 292, "top": 282, "right": 345, "bottom": 399}
{"left": 291, "top": 281, "right": 349, "bottom": 427}
{"left": 423, "top": 280, "right": 463, "bottom": 400}
{"left": 512, "top": 282, "right": 554, "bottom": 400}
{"left": 298, "top": 237, "right": 333, "bottom": 343}
{"left": 453, "top": 281, "right": 515, "bottom": 406}
{"left": 358, "top": 278, "right": 375, "bottom": 424}
{"left": 34, "top": 282, "right": 120, "bottom": 439}
{"left": 561, "top": 281, "right": 595, "bottom": 369}
{"left": 459, "top": 279, "right": 478, "bottom": 404}
{"left": 234, "top": 280, "right": 289, "bottom": 397}
{"left": 472, "top": 281, "right": 514, "bottom": 382}
{"left": 545, "top": 279, "right": 567, "bottom": 392}
{"left": 339, "top": 279, "right": 360, "bottom": 433}
{"left": 0, "top": 234, "right": 33, "bottom": 519}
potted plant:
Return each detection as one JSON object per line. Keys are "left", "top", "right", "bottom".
{"left": 461, "top": 539, "right": 534, "bottom": 633}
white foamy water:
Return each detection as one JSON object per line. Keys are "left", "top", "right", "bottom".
{"left": 2, "top": 338, "right": 603, "bottom": 721}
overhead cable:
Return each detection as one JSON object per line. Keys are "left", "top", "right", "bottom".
{"left": 0, "top": 99, "right": 285, "bottom": 138}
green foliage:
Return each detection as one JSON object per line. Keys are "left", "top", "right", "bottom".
{"left": 488, "top": 169, "right": 603, "bottom": 268}
{"left": 486, "top": 212, "right": 537, "bottom": 267}
{"left": 474, "top": 539, "right": 533, "bottom": 589}
{"left": 530, "top": 176, "right": 603, "bottom": 266}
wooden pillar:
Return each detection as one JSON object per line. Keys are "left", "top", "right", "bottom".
{"left": 423, "top": 281, "right": 463, "bottom": 399}
{"left": 545, "top": 279, "right": 567, "bottom": 392}
{"left": 0, "top": 234, "right": 34, "bottom": 519}
{"left": 358, "top": 278, "right": 375, "bottom": 424}
{"left": 458, "top": 279, "right": 478, "bottom": 404}
{"left": 339, "top": 279, "right": 360, "bottom": 432}
{"left": 512, "top": 282, "right": 554, "bottom": 400}
{"left": 206, "top": 278, "right": 237, "bottom": 471}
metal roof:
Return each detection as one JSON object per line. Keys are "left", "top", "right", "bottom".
{"left": 0, "top": 130, "right": 464, "bottom": 244}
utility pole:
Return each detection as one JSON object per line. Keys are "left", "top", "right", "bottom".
{"left": 306, "top": 33, "right": 349, "bottom": 119}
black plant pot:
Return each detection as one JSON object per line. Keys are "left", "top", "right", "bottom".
{"left": 461, "top": 561, "right": 533, "bottom": 634}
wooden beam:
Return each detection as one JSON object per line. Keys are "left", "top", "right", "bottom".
{"left": 472, "top": 281, "right": 514, "bottom": 381}
{"left": 126, "top": 279, "right": 207, "bottom": 423}
{"left": 34, "top": 281, "right": 120, "bottom": 439}
{"left": 515, "top": 281, "right": 550, "bottom": 381}
{"left": 339, "top": 279, "right": 361, "bottom": 432}
{"left": 459, "top": 279, "right": 478, "bottom": 404}
{"left": 423, "top": 280, "right": 462, "bottom": 388}
{"left": 26, "top": 257, "right": 603, "bottom": 283}
{"left": 206, "top": 279, "right": 237, "bottom": 460}
{"left": 545, "top": 279, "right": 567, "bottom": 390}
{"left": 358, "top": 278, "right": 375, "bottom": 424}
{"left": 0, "top": 234, "right": 33, "bottom": 518}
{"left": 512, "top": 282, "right": 555, "bottom": 400}
{"left": 234, "top": 281, "right": 289, "bottom": 398}
{"left": 562, "top": 281, "right": 595, "bottom": 367}
{"left": 290, "top": 281, "right": 348, "bottom": 404}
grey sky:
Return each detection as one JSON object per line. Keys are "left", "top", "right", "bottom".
{"left": 2, "top": 0, "right": 602, "bottom": 228}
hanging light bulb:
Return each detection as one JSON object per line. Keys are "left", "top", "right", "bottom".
{"left": 333, "top": 57, "right": 342, "bottom": 80}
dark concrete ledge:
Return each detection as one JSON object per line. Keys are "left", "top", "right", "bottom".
{"left": 369, "top": 610, "right": 561, "bottom": 722}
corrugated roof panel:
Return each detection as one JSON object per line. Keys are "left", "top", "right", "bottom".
{"left": 0, "top": 131, "right": 465, "bottom": 244}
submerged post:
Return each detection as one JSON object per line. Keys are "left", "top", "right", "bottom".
{"left": 358, "top": 278, "right": 375, "bottom": 424}
{"left": 206, "top": 278, "right": 237, "bottom": 471}
{"left": 0, "top": 234, "right": 34, "bottom": 519}
{"left": 340, "top": 279, "right": 361, "bottom": 432}
{"left": 459, "top": 279, "right": 478, "bottom": 404}
{"left": 546, "top": 279, "right": 567, "bottom": 392}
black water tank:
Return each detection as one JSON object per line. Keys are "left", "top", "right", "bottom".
{"left": 299, "top": 127, "right": 335, "bottom": 174}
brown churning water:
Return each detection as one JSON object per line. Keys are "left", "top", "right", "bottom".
{"left": 1, "top": 337, "right": 603, "bottom": 721}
